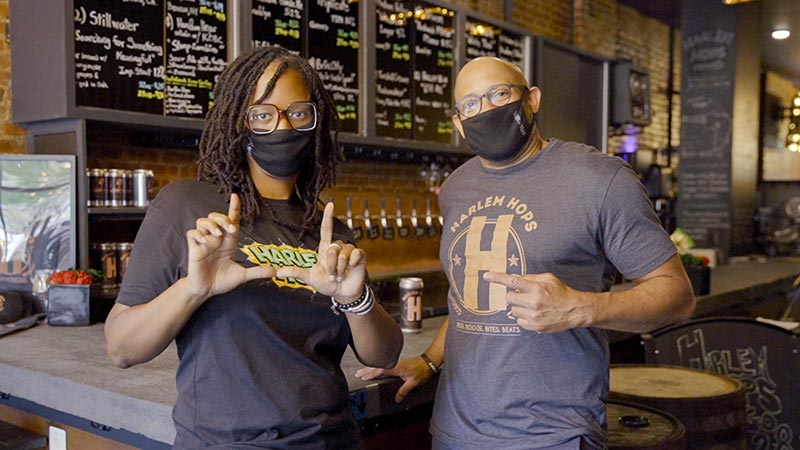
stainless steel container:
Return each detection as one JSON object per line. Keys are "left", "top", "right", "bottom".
{"left": 132, "top": 169, "right": 154, "bottom": 207}
{"left": 399, "top": 277, "right": 424, "bottom": 333}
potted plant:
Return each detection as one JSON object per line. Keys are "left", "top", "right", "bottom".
{"left": 680, "top": 254, "right": 711, "bottom": 296}
{"left": 47, "top": 269, "right": 98, "bottom": 326}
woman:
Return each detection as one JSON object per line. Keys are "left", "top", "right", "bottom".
{"left": 104, "top": 46, "right": 403, "bottom": 449}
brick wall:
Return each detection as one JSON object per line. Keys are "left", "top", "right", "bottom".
{"left": 0, "top": 0, "right": 26, "bottom": 153}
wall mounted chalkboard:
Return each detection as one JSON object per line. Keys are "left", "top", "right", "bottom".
{"left": 464, "top": 17, "right": 525, "bottom": 69}
{"left": 73, "top": 0, "right": 227, "bottom": 119}
{"left": 252, "top": 0, "right": 360, "bottom": 134}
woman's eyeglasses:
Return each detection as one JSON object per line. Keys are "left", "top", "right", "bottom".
{"left": 246, "top": 102, "right": 318, "bottom": 134}
{"left": 454, "top": 84, "right": 528, "bottom": 118}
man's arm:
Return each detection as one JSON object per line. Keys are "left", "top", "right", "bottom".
{"left": 355, "top": 316, "right": 448, "bottom": 403}
{"left": 486, "top": 253, "right": 696, "bottom": 334}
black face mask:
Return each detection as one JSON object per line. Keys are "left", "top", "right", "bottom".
{"left": 461, "top": 99, "right": 534, "bottom": 163}
{"left": 246, "top": 130, "right": 314, "bottom": 178}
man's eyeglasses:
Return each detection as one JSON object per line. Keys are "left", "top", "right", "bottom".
{"left": 454, "top": 84, "right": 528, "bottom": 118}
{"left": 246, "top": 102, "right": 318, "bottom": 134}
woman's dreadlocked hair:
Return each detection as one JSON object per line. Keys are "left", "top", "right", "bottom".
{"left": 197, "top": 46, "right": 342, "bottom": 237}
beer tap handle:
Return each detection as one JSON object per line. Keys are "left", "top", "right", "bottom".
{"left": 346, "top": 196, "right": 363, "bottom": 240}
{"left": 345, "top": 196, "right": 354, "bottom": 230}
{"left": 380, "top": 197, "right": 394, "bottom": 240}
{"left": 396, "top": 197, "right": 410, "bottom": 238}
{"left": 426, "top": 197, "right": 438, "bottom": 237}
{"left": 364, "top": 198, "right": 379, "bottom": 239}
{"left": 412, "top": 198, "right": 424, "bottom": 237}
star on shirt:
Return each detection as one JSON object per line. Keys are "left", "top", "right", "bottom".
{"left": 452, "top": 254, "right": 462, "bottom": 266}
{"left": 508, "top": 254, "right": 519, "bottom": 267}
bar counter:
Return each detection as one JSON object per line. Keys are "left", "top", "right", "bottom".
{"left": 0, "top": 257, "right": 798, "bottom": 448}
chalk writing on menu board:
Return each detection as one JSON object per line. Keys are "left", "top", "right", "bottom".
{"left": 165, "top": 1, "right": 227, "bottom": 117}
{"left": 74, "top": 0, "right": 164, "bottom": 114}
{"left": 375, "top": 0, "right": 413, "bottom": 139}
{"left": 465, "top": 18, "right": 525, "bottom": 69}
{"left": 413, "top": 3, "right": 454, "bottom": 143}
{"left": 307, "top": 0, "right": 360, "bottom": 134}
{"left": 73, "top": 0, "right": 227, "bottom": 119}
{"left": 252, "top": 0, "right": 304, "bottom": 55}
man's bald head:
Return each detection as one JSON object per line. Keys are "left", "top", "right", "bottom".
{"left": 454, "top": 57, "right": 528, "bottom": 100}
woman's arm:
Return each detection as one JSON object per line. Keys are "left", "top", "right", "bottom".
{"left": 105, "top": 194, "right": 275, "bottom": 368}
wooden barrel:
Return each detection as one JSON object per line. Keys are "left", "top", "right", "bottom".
{"left": 607, "top": 400, "right": 686, "bottom": 450}
{"left": 609, "top": 365, "right": 747, "bottom": 450}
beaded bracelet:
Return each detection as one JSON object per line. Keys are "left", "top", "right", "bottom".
{"left": 331, "top": 284, "right": 375, "bottom": 316}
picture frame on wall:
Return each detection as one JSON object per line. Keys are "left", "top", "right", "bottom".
{"left": 0, "top": 154, "right": 77, "bottom": 292}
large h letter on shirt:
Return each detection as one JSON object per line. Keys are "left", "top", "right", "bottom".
{"left": 463, "top": 215, "right": 513, "bottom": 313}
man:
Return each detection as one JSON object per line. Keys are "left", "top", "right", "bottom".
{"left": 356, "top": 56, "right": 696, "bottom": 449}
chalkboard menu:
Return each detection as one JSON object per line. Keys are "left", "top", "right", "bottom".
{"left": 73, "top": 0, "right": 227, "bottom": 118}
{"left": 375, "top": 0, "right": 413, "bottom": 139}
{"left": 464, "top": 18, "right": 525, "bottom": 68}
{"left": 307, "top": 0, "right": 360, "bottom": 134}
{"left": 252, "top": 0, "right": 304, "bottom": 55}
{"left": 677, "top": 0, "right": 736, "bottom": 252}
{"left": 252, "top": 0, "right": 360, "bottom": 134}
{"left": 413, "top": 2, "right": 454, "bottom": 143}
{"left": 165, "top": 0, "right": 228, "bottom": 117}
{"left": 373, "top": 1, "right": 454, "bottom": 143}
{"left": 74, "top": 1, "right": 164, "bottom": 115}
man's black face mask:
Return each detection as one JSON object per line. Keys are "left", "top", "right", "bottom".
{"left": 246, "top": 129, "right": 314, "bottom": 178}
{"left": 461, "top": 99, "right": 534, "bottom": 163}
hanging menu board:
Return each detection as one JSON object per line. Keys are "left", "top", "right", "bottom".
{"left": 465, "top": 18, "right": 496, "bottom": 59}
{"left": 74, "top": 0, "right": 164, "bottom": 115}
{"left": 165, "top": 0, "right": 228, "bottom": 117}
{"left": 375, "top": 0, "right": 413, "bottom": 139}
{"left": 73, "top": 0, "right": 227, "bottom": 119}
{"left": 464, "top": 17, "right": 525, "bottom": 69}
{"left": 307, "top": 0, "right": 360, "bottom": 134}
{"left": 413, "top": 2, "right": 455, "bottom": 143}
{"left": 252, "top": 0, "right": 304, "bottom": 55}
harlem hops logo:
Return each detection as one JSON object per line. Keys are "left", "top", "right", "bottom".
{"left": 448, "top": 214, "right": 526, "bottom": 316}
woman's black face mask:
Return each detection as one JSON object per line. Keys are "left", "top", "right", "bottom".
{"left": 246, "top": 130, "right": 314, "bottom": 178}
{"left": 460, "top": 99, "right": 534, "bottom": 163}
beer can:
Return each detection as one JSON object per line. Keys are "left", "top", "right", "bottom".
{"left": 105, "top": 169, "right": 126, "bottom": 207}
{"left": 132, "top": 169, "right": 154, "bottom": 207}
{"left": 122, "top": 169, "right": 133, "bottom": 206}
{"left": 399, "top": 277, "right": 424, "bottom": 333}
{"left": 87, "top": 168, "right": 107, "bottom": 207}
{"left": 116, "top": 242, "right": 132, "bottom": 285}
{"left": 97, "top": 242, "right": 118, "bottom": 289}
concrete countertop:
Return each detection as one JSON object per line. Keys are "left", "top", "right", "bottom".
{"left": 0, "top": 312, "right": 445, "bottom": 446}
{"left": 0, "top": 257, "right": 798, "bottom": 446}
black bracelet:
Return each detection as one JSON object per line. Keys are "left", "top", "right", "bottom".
{"left": 420, "top": 352, "right": 439, "bottom": 374}
{"left": 331, "top": 284, "right": 373, "bottom": 315}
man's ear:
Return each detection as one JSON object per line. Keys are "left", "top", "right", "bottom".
{"left": 452, "top": 114, "right": 465, "bottom": 138}
{"left": 526, "top": 86, "right": 542, "bottom": 114}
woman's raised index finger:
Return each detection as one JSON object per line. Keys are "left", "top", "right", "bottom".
{"left": 228, "top": 193, "right": 241, "bottom": 226}
{"left": 319, "top": 202, "right": 334, "bottom": 249}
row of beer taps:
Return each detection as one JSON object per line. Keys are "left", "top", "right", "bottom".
{"left": 336, "top": 196, "right": 444, "bottom": 240}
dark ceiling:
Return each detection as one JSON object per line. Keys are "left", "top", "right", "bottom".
{"left": 619, "top": 0, "right": 800, "bottom": 86}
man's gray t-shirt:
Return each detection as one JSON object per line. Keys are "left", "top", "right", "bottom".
{"left": 432, "top": 139, "right": 676, "bottom": 449}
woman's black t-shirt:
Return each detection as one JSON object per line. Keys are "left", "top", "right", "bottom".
{"left": 116, "top": 180, "right": 361, "bottom": 450}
